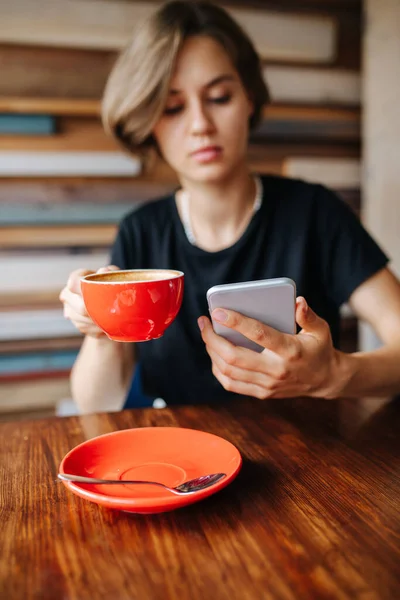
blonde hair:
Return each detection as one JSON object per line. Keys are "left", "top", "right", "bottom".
{"left": 102, "top": 0, "right": 269, "bottom": 155}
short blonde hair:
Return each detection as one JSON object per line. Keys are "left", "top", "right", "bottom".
{"left": 102, "top": 0, "right": 269, "bottom": 154}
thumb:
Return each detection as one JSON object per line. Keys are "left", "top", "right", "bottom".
{"left": 295, "top": 297, "right": 326, "bottom": 335}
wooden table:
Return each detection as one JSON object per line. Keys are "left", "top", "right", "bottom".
{"left": 1, "top": 396, "right": 400, "bottom": 600}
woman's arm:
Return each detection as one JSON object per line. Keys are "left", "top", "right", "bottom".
{"left": 71, "top": 335, "right": 135, "bottom": 414}
{"left": 334, "top": 267, "right": 400, "bottom": 397}
{"left": 60, "top": 266, "right": 135, "bottom": 413}
{"left": 198, "top": 267, "right": 400, "bottom": 399}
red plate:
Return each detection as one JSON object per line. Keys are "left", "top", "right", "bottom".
{"left": 59, "top": 427, "right": 242, "bottom": 514}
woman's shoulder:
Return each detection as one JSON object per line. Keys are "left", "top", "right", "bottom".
{"left": 260, "top": 173, "right": 347, "bottom": 217}
{"left": 260, "top": 173, "right": 331, "bottom": 200}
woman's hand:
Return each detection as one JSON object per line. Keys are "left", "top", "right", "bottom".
{"left": 59, "top": 265, "right": 119, "bottom": 338}
{"left": 198, "top": 297, "right": 342, "bottom": 399}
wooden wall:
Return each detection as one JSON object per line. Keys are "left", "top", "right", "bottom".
{"left": 0, "top": 0, "right": 362, "bottom": 416}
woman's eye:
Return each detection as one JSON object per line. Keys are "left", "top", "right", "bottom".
{"left": 209, "top": 94, "right": 231, "bottom": 104}
{"left": 163, "top": 94, "right": 231, "bottom": 115}
{"left": 164, "top": 106, "right": 183, "bottom": 116}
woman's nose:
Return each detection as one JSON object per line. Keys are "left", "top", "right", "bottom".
{"left": 189, "top": 102, "right": 215, "bottom": 135}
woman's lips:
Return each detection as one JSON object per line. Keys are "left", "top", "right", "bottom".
{"left": 191, "top": 146, "right": 222, "bottom": 163}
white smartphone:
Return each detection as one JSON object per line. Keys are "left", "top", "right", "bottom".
{"left": 206, "top": 277, "right": 296, "bottom": 353}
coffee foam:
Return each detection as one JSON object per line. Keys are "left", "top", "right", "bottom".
{"left": 86, "top": 270, "right": 181, "bottom": 283}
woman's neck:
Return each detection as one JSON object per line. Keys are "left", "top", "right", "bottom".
{"left": 177, "top": 167, "right": 258, "bottom": 252}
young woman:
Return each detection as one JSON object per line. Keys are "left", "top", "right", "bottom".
{"left": 60, "top": 0, "right": 400, "bottom": 413}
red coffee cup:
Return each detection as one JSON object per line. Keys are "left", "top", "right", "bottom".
{"left": 81, "top": 269, "right": 184, "bottom": 342}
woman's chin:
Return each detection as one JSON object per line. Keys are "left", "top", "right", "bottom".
{"left": 184, "top": 162, "right": 245, "bottom": 184}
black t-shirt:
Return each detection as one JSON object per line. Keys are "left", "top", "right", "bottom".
{"left": 110, "top": 174, "right": 388, "bottom": 405}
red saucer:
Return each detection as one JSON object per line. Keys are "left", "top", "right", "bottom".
{"left": 59, "top": 427, "right": 242, "bottom": 514}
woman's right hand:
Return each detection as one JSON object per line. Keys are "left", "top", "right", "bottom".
{"left": 59, "top": 265, "right": 119, "bottom": 337}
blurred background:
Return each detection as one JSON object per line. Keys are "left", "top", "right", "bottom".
{"left": 0, "top": 0, "right": 398, "bottom": 421}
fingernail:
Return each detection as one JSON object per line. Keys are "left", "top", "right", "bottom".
{"left": 213, "top": 309, "right": 228, "bottom": 323}
{"left": 198, "top": 317, "right": 204, "bottom": 331}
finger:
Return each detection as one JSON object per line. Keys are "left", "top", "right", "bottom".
{"left": 60, "top": 287, "right": 89, "bottom": 318}
{"left": 200, "top": 315, "right": 260, "bottom": 365}
{"left": 201, "top": 314, "right": 293, "bottom": 380}
{"left": 59, "top": 286, "right": 67, "bottom": 304}
{"left": 211, "top": 362, "right": 271, "bottom": 400}
{"left": 63, "top": 303, "right": 93, "bottom": 326}
{"left": 96, "top": 265, "right": 120, "bottom": 274}
{"left": 67, "top": 269, "right": 94, "bottom": 295}
{"left": 63, "top": 305, "right": 105, "bottom": 337}
{"left": 63, "top": 304, "right": 91, "bottom": 325}
{"left": 212, "top": 358, "right": 303, "bottom": 399}
{"left": 295, "top": 297, "right": 330, "bottom": 339}
{"left": 207, "top": 346, "right": 276, "bottom": 389}
{"left": 199, "top": 315, "right": 234, "bottom": 351}
{"left": 211, "top": 308, "right": 289, "bottom": 353}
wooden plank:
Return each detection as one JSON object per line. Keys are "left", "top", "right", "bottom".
{"left": 0, "top": 118, "right": 118, "bottom": 152}
{"left": 0, "top": 114, "right": 55, "bottom": 134}
{"left": 0, "top": 202, "right": 136, "bottom": 225}
{"left": 0, "top": 370, "right": 72, "bottom": 384}
{"left": 0, "top": 97, "right": 100, "bottom": 115}
{"left": 0, "top": 290, "right": 68, "bottom": 310}
{"left": 0, "top": 307, "right": 78, "bottom": 341}
{"left": 0, "top": 377, "right": 71, "bottom": 412}
{"left": 0, "top": 337, "right": 82, "bottom": 356}
{"left": 0, "top": 45, "right": 113, "bottom": 99}
{"left": 264, "top": 104, "right": 360, "bottom": 125}
{"left": 0, "top": 224, "right": 117, "bottom": 249}
{"left": 218, "top": 0, "right": 361, "bottom": 12}
{"left": 1, "top": 0, "right": 150, "bottom": 51}
{"left": 256, "top": 104, "right": 360, "bottom": 142}
{"left": 335, "top": 11, "right": 361, "bottom": 70}
{"left": 226, "top": 6, "right": 337, "bottom": 63}
{"left": 0, "top": 178, "right": 176, "bottom": 205}
{"left": 0, "top": 350, "right": 78, "bottom": 379}
{"left": 0, "top": 251, "right": 109, "bottom": 296}
{"left": 250, "top": 143, "right": 360, "bottom": 159}
{"left": 0, "top": 152, "right": 142, "bottom": 177}
{"left": 265, "top": 66, "right": 360, "bottom": 105}
{"left": 262, "top": 10, "right": 361, "bottom": 71}
{"left": 2, "top": 1, "right": 337, "bottom": 63}
{"left": 283, "top": 157, "right": 360, "bottom": 187}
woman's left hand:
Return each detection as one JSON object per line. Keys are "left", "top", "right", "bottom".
{"left": 198, "top": 296, "right": 342, "bottom": 399}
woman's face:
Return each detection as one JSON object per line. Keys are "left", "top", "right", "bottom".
{"left": 152, "top": 35, "right": 253, "bottom": 184}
